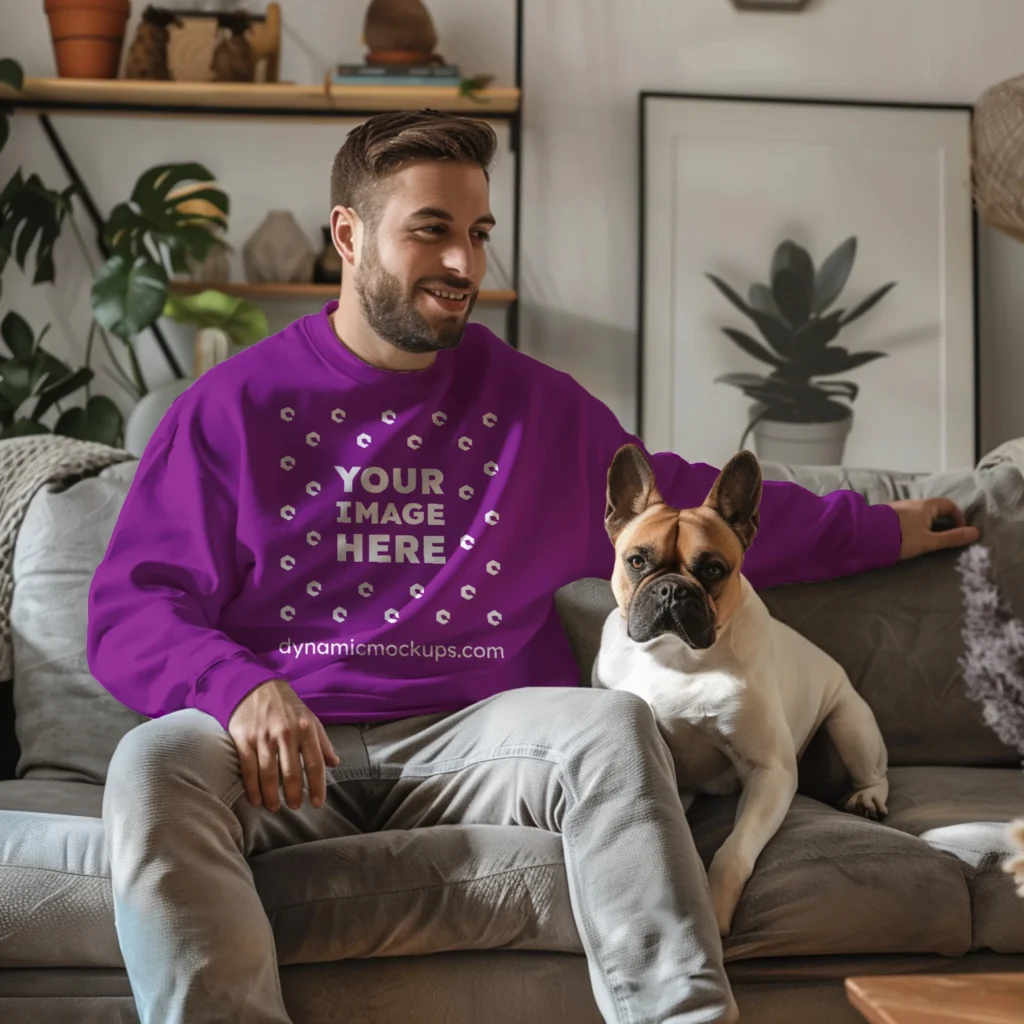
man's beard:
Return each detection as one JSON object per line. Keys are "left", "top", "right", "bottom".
{"left": 355, "top": 240, "right": 477, "bottom": 355}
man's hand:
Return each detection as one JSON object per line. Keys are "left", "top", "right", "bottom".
{"left": 227, "top": 678, "right": 340, "bottom": 812}
{"left": 888, "top": 497, "right": 980, "bottom": 560}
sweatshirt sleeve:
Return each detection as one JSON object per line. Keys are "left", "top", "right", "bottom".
{"left": 579, "top": 389, "right": 902, "bottom": 590}
{"left": 86, "top": 396, "right": 277, "bottom": 730}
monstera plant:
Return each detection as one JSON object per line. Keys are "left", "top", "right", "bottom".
{"left": 1, "top": 56, "right": 234, "bottom": 443}
{"left": 708, "top": 236, "right": 895, "bottom": 464}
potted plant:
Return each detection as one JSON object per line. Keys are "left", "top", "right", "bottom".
{"left": 708, "top": 236, "right": 895, "bottom": 466}
{"left": 1, "top": 56, "right": 237, "bottom": 445}
{"left": 44, "top": 0, "right": 132, "bottom": 79}
{"left": 0, "top": 311, "right": 121, "bottom": 442}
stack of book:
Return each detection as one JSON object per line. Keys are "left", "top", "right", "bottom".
{"left": 332, "top": 63, "right": 461, "bottom": 87}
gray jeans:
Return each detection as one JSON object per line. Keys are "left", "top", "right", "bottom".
{"left": 103, "top": 686, "right": 736, "bottom": 1024}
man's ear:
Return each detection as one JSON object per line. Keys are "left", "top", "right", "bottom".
{"left": 704, "top": 450, "right": 762, "bottom": 549}
{"left": 606, "top": 444, "right": 664, "bottom": 542}
{"left": 330, "top": 206, "right": 360, "bottom": 269}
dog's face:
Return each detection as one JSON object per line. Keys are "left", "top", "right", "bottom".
{"left": 605, "top": 445, "right": 762, "bottom": 649}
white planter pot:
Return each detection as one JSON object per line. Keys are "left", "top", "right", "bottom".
{"left": 124, "top": 378, "right": 196, "bottom": 457}
{"left": 751, "top": 407, "right": 853, "bottom": 467}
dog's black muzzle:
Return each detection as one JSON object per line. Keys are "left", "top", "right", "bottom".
{"left": 626, "top": 573, "right": 716, "bottom": 649}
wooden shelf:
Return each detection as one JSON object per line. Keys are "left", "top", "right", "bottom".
{"left": 168, "top": 281, "right": 517, "bottom": 304}
{"left": 2, "top": 78, "right": 519, "bottom": 119}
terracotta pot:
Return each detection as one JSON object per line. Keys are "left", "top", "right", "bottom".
{"left": 44, "top": 0, "right": 131, "bottom": 79}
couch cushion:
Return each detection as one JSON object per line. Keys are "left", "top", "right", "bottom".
{"left": 882, "top": 765, "right": 1024, "bottom": 954}
{"left": 0, "top": 780, "right": 119, "bottom": 969}
{"left": 686, "top": 789, "right": 972, "bottom": 962}
{"left": 10, "top": 460, "right": 146, "bottom": 784}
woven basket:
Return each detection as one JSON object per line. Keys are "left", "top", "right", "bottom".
{"left": 974, "top": 73, "right": 1024, "bottom": 243}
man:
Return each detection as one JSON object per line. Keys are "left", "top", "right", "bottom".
{"left": 88, "top": 109, "right": 978, "bottom": 1024}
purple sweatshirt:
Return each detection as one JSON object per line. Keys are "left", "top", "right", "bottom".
{"left": 86, "top": 302, "right": 901, "bottom": 729}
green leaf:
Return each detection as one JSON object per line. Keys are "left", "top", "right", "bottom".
{"left": 163, "top": 288, "right": 269, "bottom": 345}
{"left": 55, "top": 395, "right": 122, "bottom": 445}
{"left": 131, "top": 163, "right": 221, "bottom": 211}
{"left": 715, "top": 372, "right": 776, "bottom": 390}
{"left": 706, "top": 272, "right": 754, "bottom": 318}
{"left": 813, "top": 236, "right": 856, "bottom": 315}
{"left": 804, "top": 346, "right": 888, "bottom": 376}
{"left": 0, "top": 58, "right": 24, "bottom": 91}
{"left": 839, "top": 282, "right": 897, "bottom": 326}
{"left": 0, "top": 171, "right": 74, "bottom": 284}
{"left": 30, "top": 366, "right": 93, "bottom": 420}
{"left": 719, "top": 327, "right": 783, "bottom": 369}
{"left": 91, "top": 254, "right": 169, "bottom": 341}
{"left": 174, "top": 222, "right": 221, "bottom": 262}
{"left": 772, "top": 267, "right": 812, "bottom": 329}
{"left": 707, "top": 273, "right": 796, "bottom": 358}
{"left": 0, "top": 114, "right": 9, "bottom": 156}
{"left": 104, "top": 164, "right": 228, "bottom": 265}
{"left": 0, "top": 418, "right": 51, "bottom": 439}
{"left": 0, "top": 352, "right": 50, "bottom": 408}
{"left": 748, "top": 282, "right": 783, "bottom": 320}
{"left": 792, "top": 310, "right": 844, "bottom": 358}
{"left": 715, "top": 373, "right": 809, "bottom": 409}
{"left": 1, "top": 310, "right": 34, "bottom": 358}
{"left": 834, "top": 350, "right": 888, "bottom": 372}
{"left": 771, "top": 241, "right": 814, "bottom": 326}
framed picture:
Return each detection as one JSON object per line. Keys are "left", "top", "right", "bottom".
{"left": 638, "top": 93, "right": 978, "bottom": 473}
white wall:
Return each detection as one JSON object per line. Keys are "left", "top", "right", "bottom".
{"left": 3, "top": 0, "right": 1024, "bottom": 455}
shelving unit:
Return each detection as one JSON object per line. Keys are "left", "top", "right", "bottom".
{"left": 1, "top": 0, "right": 525, "bottom": 367}
{"left": 4, "top": 77, "right": 520, "bottom": 118}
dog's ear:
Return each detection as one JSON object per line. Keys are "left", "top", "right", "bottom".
{"left": 704, "top": 450, "right": 762, "bottom": 549}
{"left": 606, "top": 444, "right": 664, "bottom": 542}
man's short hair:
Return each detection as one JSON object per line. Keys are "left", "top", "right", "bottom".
{"left": 330, "top": 109, "right": 498, "bottom": 229}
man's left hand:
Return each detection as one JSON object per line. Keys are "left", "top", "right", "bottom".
{"left": 887, "top": 497, "right": 980, "bottom": 560}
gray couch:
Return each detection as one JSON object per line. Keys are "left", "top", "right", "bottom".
{"left": 2, "top": 449, "right": 1024, "bottom": 1024}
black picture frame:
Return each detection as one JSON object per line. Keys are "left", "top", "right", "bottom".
{"left": 637, "top": 90, "right": 980, "bottom": 470}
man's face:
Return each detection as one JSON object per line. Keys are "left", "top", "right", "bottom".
{"left": 354, "top": 159, "right": 494, "bottom": 354}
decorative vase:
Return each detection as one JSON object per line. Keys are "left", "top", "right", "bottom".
{"left": 193, "top": 326, "right": 231, "bottom": 376}
{"left": 750, "top": 405, "right": 853, "bottom": 467}
{"left": 243, "top": 211, "right": 315, "bottom": 284}
{"left": 313, "top": 226, "right": 343, "bottom": 285}
{"left": 211, "top": 10, "right": 256, "bottom": 82}
{"left": 44, "top": 0, "right": 131, "bottom": 79}
{"left": 363, "top": 0, "right": 438, "bottom": 64}
{"left": 123, "top": 5, "right": 181, "bottom": 80}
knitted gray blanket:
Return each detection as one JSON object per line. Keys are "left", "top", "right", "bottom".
{"left": 0, "top": 434, "right": 135, "bottom": 680}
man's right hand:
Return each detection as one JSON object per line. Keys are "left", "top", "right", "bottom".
{"left": 227, "top": 678, "right": 340, "bottom": 812}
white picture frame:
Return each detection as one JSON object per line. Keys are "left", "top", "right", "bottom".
{"left": 638, "top": 93, "right": 978, "bottom": 473}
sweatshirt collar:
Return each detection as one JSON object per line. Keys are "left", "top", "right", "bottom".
{"left": 302, "top": 301, "right": 456, "bottom": 394}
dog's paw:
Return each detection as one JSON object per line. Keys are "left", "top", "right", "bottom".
{"left": 844, "top": 780, "right": 889, "bottom": 821}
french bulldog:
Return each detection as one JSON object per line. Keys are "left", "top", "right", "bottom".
{"left": 592, "top": 444, "right": 889, "bottom": 938}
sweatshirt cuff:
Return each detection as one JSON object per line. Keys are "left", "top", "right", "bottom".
{"left": 193, "top": 652, "right": 280, "bottom": 731}
{"left": 860, "top": 501, "right": 902, "bottom": 572}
